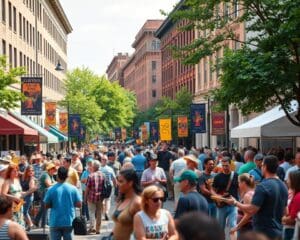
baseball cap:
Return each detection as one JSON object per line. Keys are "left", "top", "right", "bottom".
{"left": 254, "top": 153, "right": 264, "bottom": 161}
{"left": 174, "top": 170, "right": 198, "bottom": 183}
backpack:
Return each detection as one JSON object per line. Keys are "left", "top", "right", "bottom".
{"left": 101, "top": 174, "right": 112, "bottom": 199}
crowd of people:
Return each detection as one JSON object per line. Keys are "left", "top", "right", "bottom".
{"left": 0, "top": 143, "right": 299, "bottom": 240}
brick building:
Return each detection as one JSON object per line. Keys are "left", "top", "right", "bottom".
{"left": 106, "top": 52, "right": 129, "bottom": 87}
{"left": 155, "top": 2, "right": 195, "bottom": 99}
{"left": 123, "top": 20, "right": 163, "bottom": 111}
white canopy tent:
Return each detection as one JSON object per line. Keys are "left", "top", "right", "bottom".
{"left": 231, "top": 101, "right": 300, "bottom": 138}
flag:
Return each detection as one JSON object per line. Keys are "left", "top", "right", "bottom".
{"left": 69, "top": 114, "right": 81, "bottom": 137}
{"left": 21, "top": 77, "right": 42, "bottom": 115}
{"left": 59, "top": 112, "right": 68, "bottom": 133}
{"left": 45, "top": 102, "right": 56, "bottom": 126}
{"left": 178, "top": 116, "right": 188, "bottom": 137}
{"left": 159, "top": 118, "right": 172, "bottom": 141}
{"left": 150, "top": 122, "right": 159, "bottom": 142}
{"left": 121, "top": 128, "right": 127, "bottom": 140}
{"left": 190, "top": 104, "right": 206, "bottom": 133}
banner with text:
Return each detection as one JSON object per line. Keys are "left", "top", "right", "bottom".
{"left": 150, "top": 122, "right": 159, "bottom": 142}
{"left": 45, "top": 102, "right": 56, "bottom": 127}
{"left": 159, "top": 118, "right": 172, "bottom": 141}
{"left": 69, "top": 114, "right": 81, "bottom": 137}
{"left": 121, "top": 128, "right": 127, "bottom": 140}
{"left": 190, "top": 104, "right": 206, "bottom": 133}
{"left": 21, "top": 77, "right": 42, "bottom": 115}
{"left": 59, "top": 112, "right": 68, "bottom": 134}
{"left": 133, "top": 128, "right": 139, "bottom": 139}
{"left": 211, "top": 112, "right": 225, "bottom": 135}
{"left": 177, "top": 116, "right": 188, "bottom": 137}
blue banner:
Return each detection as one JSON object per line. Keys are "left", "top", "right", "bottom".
{"left": 115, "top": 127, "right": 121, "bottom": 140}
{"left": 133, "top": 128, "right": 139, "bottom": 139}
{"left": 69, "top": 114, "right": 81, "bottom": 137}
{"left": 150, "top": 122, "right": 159, "bottom": 142}
{"left": 190, "top": 104, "right": 206, "bottom": 133}
{"left": 79, "top": 125, "right": 86, "bottom": 141}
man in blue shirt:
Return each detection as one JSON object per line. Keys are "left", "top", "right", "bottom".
{"left": 131, "top": 147, "right": 147, "bottom": 181}
{"left": 44, "top": 166, "right": 82, "bottom": 240}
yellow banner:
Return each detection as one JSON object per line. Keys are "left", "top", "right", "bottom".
{"left": 45, "top": 102, "right": 56, "bottom": 126}
{"left": 141, "top": 125, "right": 148, "bottom": 140}
{"left": 159, "top": 118, "right": 172, "bottom": 141}
{"left": 59, "top": 112, "right": 68, "bottom": 133}
{"left": 121, "top": 128, "right": 127, "bottom": 140}
{"left": 178, "top": 116, "right": 188, "bottom": 137}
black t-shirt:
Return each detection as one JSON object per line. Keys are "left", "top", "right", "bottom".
{"left": 174, "top": 191, "right": 208, "bottom": 219}
{"left": 157, "top": 150, "right": 173, "bottom": 171}
{"left": 198, "top": 172, "right": 216, "bottom": 203}
{"left": 212, "top": 172, "right": 239, "bottom": 200}
{"left": 251, "top": 178, "right": 288, "bottom": 238}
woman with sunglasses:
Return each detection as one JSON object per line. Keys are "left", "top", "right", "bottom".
{"left": 112, "top": 169, "right": 142, "bottom": 240}
{"left": 133, "top": 185, "right": 177, "bottom": 240}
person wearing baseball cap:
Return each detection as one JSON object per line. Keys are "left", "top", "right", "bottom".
{"left": 174, "top": 170, "right": 208, "bottom": 219}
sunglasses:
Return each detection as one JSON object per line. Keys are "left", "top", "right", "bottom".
{"left": 150, "top": 197, "right": 164, "bottom": 203}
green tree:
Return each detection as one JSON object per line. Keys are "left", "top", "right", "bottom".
{"left": 169, "top": 0, "right": 300, "bottom": 126}
{"left": 60, "top": 68, "right": 104, "bottom": 135}
{"left": 0, "top": 56, "right": 26, "bottom": 110}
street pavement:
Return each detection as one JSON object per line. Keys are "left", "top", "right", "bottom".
{"left": 29, "top": 200, "right": 175, "bottom": 239}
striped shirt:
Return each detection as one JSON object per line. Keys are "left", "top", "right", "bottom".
{"left": 0, "top": 220, "right": 10, "bottom": 240}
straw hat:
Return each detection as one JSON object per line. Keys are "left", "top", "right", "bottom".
{"left": 46, "top": 162, "right": 56, "bottom": 171}
{"left": 183, "top": 154, "right": 198, "bottom": 165}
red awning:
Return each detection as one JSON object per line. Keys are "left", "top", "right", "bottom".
{"left": 0, "top": 113, "right": 38, "bottom": 136}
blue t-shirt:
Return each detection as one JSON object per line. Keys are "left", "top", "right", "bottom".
{"left": 174, "top": 191, "right": 208, "bottom": 219}
{"left": 44, "top": 182, "right": 82, "bottom": 227}
{"left": 131, "top": 154, "right": 147, "bottom": 171}
{"left": 251, "top": 178, "right": 288, "bottom": 238}
{"left": 249, "top": 168, "right": 263, "bottom": 183}
{"left": 80, "top": 169, "right": 90, "bottom": 191}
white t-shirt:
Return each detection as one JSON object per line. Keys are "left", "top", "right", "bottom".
{"left": 141, "top": 167, "right": 166, "bottom": 184}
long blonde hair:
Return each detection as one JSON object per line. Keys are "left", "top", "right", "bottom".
{"left": 141, "top": 185, "right": 164, "bottom": 213}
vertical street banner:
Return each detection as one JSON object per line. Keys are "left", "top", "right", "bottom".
{"left": 150, "top": 122, "right": 159, "bottom": 142}
{"left": 211, "top": 111, "right": 225, "bottom": 135}
{"left": 159, "top": 118, "right": 172, "bottom": 141}
{"left": 45, "top": 102, "right": 56, "bottom": 127}
{"left": 133, "top": 128, "right": 139, "bottom": 139}
{"left": 177, "top": 116, "right": 188, "bottom": 137}
{"left": 190, "top": 103, "right": 206, "bottom": 133}
{"left": 121, "top": 128, "right": 127, "bottom": 140}
{"left": 79, "top": 125, "right": 86, "bottom": 141}
{"left": 115, "top": 127, "right": 121, "bottom": 140}
{"left": 59, "top": 112, "right": 68, "bottom": 134}
{"left": 141, "top": 125, "right": 148, "bottom": 141}
{"left": 21, "top": 77, "right": 43, "bottom": 115}
{"left": 68, "top": 114, "right": 81, "bottom": 137}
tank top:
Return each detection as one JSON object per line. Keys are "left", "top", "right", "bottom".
{"left": 0, "top": 220, "right": 11, "bottom": 240}
{"left": 136, "top": 209, "right": 169, "bottom": 240}
{"left": 112, "top": 200, "right": 135, "bottom": 240}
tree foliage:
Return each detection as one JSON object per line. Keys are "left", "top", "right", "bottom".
{"left": 0, "top": 56, "right": 26, "bottom": 110}
{"left": 169, "top": 0, "right": 300, "bottom": 126}
{"left": 60, "top": 68, "right": 136, "bottom": 136}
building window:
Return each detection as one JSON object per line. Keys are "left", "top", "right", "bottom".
{"left": 152, "top": 90, "right": 156, "bottom": 98}
{"left": 19, "top": 51, "right": 22, "bottom": 66}
{"left": 1, "top": 0, "right": 5, "bottom": 22}
{"left": 152, "top": 61, "right": 156, "bottom": 70}
{"left": 8, "top": 44, "right": 12, "bottom": 66}
{"left": 223, "top": 3, "right": 230, "bottom": 22}
{"left": 13, "top": 47, "right": 16, "bottom": 67}
{"left": 152, "top": 75, "right": 156, "bottom": 83}
{"left": 23, "top": 17, "right": 25, "bottom": 40}
{"left": 234, "top": 0, "right": 239, "bottom": 18}
{"left": 13, "top": 6, "right": 16, "bottom": 32}
{"left": 8, "top": 1, "right": 11, "bottom": 28}
{"left": 151, "top": 40, "right": 160, "bottom": 50}
{"left": 19, "top": 13, "right": 22, "bottom": 37}
{"left": 2, "top": 40, "right": 6, "bottom": 55}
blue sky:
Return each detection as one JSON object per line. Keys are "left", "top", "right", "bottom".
{"left": 60, "top": 0, "right": 178, "bottom": 75}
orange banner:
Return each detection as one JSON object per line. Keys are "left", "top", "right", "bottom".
{"left": 141, "top": 125, "right": 148, "bottom": 140}
{"left": 121, "top": 128, "right": 127, "bottom": 140}
{"left": 178, "top": 116, "right": 188, "bottom": 137}
{"left": 59, "top": 112, "right": 68, "bottom": 133}
{"left": 45, "top": 102, "right": 56, "bottom": 126}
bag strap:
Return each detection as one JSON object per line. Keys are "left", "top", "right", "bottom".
{"left": 225, "top": 171, "right": 234, "bottom": 192}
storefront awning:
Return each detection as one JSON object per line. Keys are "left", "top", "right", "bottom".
{"left": 9, "top": 112, "right": 59, "bottom": 144}
{"left": 0, "top": 112, "right": 38, "bottom": 136}
{"left": 48, "top": 126, "right": 68, "bottom": 142}
{"left": 231, "top": 101, "right": 300, "bottom": 138}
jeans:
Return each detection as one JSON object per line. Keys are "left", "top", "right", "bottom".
{"left": 35, "top": 191, "right": 48, "bottom": 227}
{"left": 81, "top": 191, "right": 89, "bottom": 220}
{"left": 208, "top": 202, "right": 217, "bottom": 219}
{"left": 282, "top": 227, "right": 294, "bottom": 240}
{"left": 217, "top": 205, "right": 237, "bottom": 229}
{"left": 50, "top": 226, "right": 73, "bottom": 240}
{"left": 23, "top": 195, "right": 34, "bottom": 219}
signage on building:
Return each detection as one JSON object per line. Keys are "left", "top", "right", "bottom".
{"left": 69, "top": 114, "right": 81, "bottom": 137}
{"left": 190, "top": 104, "right": 206, "bottom": 133}
{"left": 21, "top": 77, "right": 43, "bottom": 115}
{"left": 45, "top": 102, "right": 56, "bottom": 126}
{"left": 159, "top": 118, "right": 172, "bottom": 141}
{"left": 211, "top": 112, "right": 225, "bottom": 135}
{"left": 178, "top": 116, "right": 188, "bottom": 137}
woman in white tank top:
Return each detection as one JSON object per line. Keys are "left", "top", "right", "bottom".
{"left": 133, "top": 185, "right": 177, "bottom": 240}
